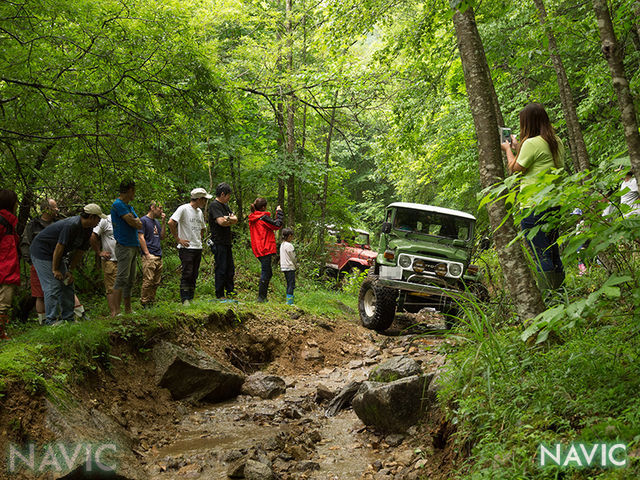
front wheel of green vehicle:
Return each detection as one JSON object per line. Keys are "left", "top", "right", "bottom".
{"left": 358, "top": 275, "right": 397, "bottom": 332}
{"left": 441, "top": 305, "right": 459, "bottom": 330}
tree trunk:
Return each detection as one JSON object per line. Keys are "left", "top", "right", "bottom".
{"left": 275, "top": 98, "right": 286, "bottom": 210}
{"left": 634, "top": 2, "right": 640, "bottom": 47}
{"left": 452, "top": 6, "right": 545, "bottom": 320}
{"left": 229, "top": 154, "right": 244, "bottom": 222}
{"left": 319, "top": 89, "right": 339, "bottom": 247}
{"left": 208, "top": 146, "right": 217, "bottom": 193}
{"left": 17, "top": 143, "right": 54, "bottom": 236}
{"left": 297, "top": 12, "right": 308, "bottom": 226}
{"left": 533, "top": 0, "right": 590, "bottom": 172}
{"left": 278, "top": 180, "right": 285, "bottom": 212}
{"left": 285, "top": 92, "right": 296, "bottom": 227}
{"left": 592, "top": 0, "right": 640, "bottom": 179}
{"left": 285, "top": 0, "right": 296, "bottom": 227}
{"left": 300, "top": 11, "right": 308, "bottom": 155}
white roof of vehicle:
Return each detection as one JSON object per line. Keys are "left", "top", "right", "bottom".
{"left": 387, "top": 202, "right": 476, "bottom": 221}
{"left": 326, "top": 225, "right": 370, "bottom": 236}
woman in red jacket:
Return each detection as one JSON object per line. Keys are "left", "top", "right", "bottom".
{"left": 0, "top": 189, "right": 20, "bottom": 340}
{"left": 248, "top": 198, "right": 283, "bottom": 302}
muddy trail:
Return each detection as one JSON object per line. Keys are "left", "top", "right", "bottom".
{"left": 1, "top": 307, "right": 459, "bottom": 480}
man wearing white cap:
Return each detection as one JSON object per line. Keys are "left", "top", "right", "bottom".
{"left": 30, "top": 204, "right": 106, "bottom": 325}
{"left": 168, "top": 188, "right": 211, "bottom": 305}
{"left": 90, "top": 214, "right": 119, "bottom": 316}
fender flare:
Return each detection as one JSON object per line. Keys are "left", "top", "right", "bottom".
{"left": 340, "top": 258, "right": 370, "bottom": 271}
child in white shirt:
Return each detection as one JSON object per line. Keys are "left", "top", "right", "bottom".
{"left": 279, "top": 228, "right": 296, "bottom": 305}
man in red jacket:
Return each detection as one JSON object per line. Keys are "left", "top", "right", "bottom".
{"left": 0, "top": 189, "right": 20, "bottom": 340}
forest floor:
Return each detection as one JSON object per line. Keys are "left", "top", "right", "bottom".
{"left": 0, "top": 302, "right": 461, "bottom": 480}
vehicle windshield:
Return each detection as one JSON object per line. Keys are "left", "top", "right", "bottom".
{"left": 393, "top": 208, "right": 473, "bottom": 241}
{"left": 330, "top": 230, "right": 370, "bottom": 246}
{"left": 354, "top": 232, "right": 370, "bottom": 245}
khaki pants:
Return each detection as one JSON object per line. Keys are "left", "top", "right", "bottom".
{"left": 141, "top": 255, "right": 163, "bottom": 304}
{"left": 101, "top": 259, "right": 117, "bottom": 294}
{"left": 0, "top": 284, "right": 15, "bottom": 315}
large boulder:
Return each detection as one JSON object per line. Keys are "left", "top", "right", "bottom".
{"left": 153, "top": 341, "right": 245, "bottom": 402}
{"left": 42, "top": 399, "right": 142, "bottom": 479}
{"left": 352, "top": 375, "right": 433, "bottom": 434}
{"left": 241, "top": 373, "right": 286, "bottom": 399}
{"left": 368, "top": 356, "right": 422, "bottom": 383}
{"left": 244, "top": 459, "right": 274, "bottom": 480}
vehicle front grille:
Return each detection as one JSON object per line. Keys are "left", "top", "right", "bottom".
{"left": 406, "top": 274, "right": 451, "bottom": 288}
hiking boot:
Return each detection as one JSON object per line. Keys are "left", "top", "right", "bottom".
{"left": 257, "top": 280, "right": 269, "bottom": 303}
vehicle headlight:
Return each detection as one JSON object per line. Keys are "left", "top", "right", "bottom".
{"left": 398, "top": 255, "right": 412, "bottom": 269}
{"left": 449, "top": 263, "right": 463, "bottom": 277}
{"left": 413, "top": 259, "right": 426, "bottom": 273}
{"left": 435, "top": 263, "right": 447, "bottom": 276}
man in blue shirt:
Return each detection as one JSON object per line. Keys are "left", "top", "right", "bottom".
{"left": 138, "top": 201, "right": 166, "bottom": 308}
{"left": 111, "top": 180, "right": 142, "bottom": 316}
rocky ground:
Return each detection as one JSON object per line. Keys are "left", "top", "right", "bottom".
{"left": 0, "top": 306, "right": 460, "bottom": 480}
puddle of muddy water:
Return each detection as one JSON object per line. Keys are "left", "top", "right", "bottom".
{"left": 143, "top": 333, "right": 445, "bottom": 479}
{"left": 313, "top": 411, "right": 378, "bottom": 479}
{"left": 145, "top": 370, "right": 380, "bottom": 479}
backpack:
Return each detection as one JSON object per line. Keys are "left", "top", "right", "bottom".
{"left": 0, "top": 214, "right": 13, "bottom": 238}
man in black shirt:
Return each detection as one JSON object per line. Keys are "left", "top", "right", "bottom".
{"left": 30, "top": 204, "right": 106, "bottom": 325}
{"left": 208, "top": 183, "right": 238, "bottom": 299}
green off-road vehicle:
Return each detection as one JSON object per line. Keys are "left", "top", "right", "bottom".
{"left": 358, "top": 202, "right": 487, "bottom": 331}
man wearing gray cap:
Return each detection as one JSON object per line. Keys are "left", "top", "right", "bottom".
{"left": 168, "top": 188, "right": 211, "bottom": 305}
{"left": 30, "top": 204, "right": 106, "bottom": 325}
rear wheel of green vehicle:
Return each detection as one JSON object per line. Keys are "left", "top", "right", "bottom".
{"left": 358, "top": 275, "right": 397, "bottom": 332}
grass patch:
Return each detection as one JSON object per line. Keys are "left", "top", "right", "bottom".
{"left": 0, "top": 243, "right": 359, "bottom": 394}
{"left": 438, "top": 299, "right": 640, "bottom": 479}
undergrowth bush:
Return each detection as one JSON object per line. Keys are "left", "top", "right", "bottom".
{"left": 439, "top": 309, "right": 640, "bottom": 478}
{"left": 439, "top": 155, "right": 640, "bottom": 479}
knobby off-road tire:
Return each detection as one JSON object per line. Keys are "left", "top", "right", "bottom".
{"left": 358, "top": 275, "right": 397, "bottom": 332}
{"left": 441, "top": 305, "right": 459, "bottom": 330}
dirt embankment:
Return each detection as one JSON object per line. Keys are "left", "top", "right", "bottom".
{"left": 0, "top": 308, "right": 461, "bottom": 480}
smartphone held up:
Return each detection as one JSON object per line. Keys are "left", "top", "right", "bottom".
{"left": 499, "top": 127, "right": 512, "bottom": 145}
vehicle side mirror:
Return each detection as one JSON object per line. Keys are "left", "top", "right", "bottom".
{"left": 381, "top": 222, "right": 392, "bottom": 234}
{"left": 479, "top": 237, "right": 490, "bottom": 251}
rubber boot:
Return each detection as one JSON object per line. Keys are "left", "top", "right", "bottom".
{"left": 286, "top": 294, "right": 294, "bottom": 305}
{"left": 0, "top": 314, "right": 10, "bottom": 341}
{"left": 257, "top": 281, "right": 268, "bottom": 303}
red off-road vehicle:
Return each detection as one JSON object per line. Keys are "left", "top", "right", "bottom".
{"left": 324, "top": 227, "right": 377, "bottom": 277}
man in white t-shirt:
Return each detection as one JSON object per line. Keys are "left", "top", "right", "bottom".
{"left": 620, "top": 171, "right": 640, "bottom": 217}
{"left": 168, "top": 188, "right": 211, "bottom": 305}
{"left": 90, "top": 216, "right": 118, "bottom": 316}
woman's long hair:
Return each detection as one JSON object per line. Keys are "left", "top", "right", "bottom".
{"left": 250, "top": 197, "right": 268, "bottom": 213}
{"left": 517, "top": 103, "right": 560, "bottom": 167}
{"left": 0, "top": 189, "right": 18, "bottom": 213}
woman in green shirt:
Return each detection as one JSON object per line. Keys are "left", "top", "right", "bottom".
{"left": 501, "top": 103, "right": 565, "bottom": 290}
